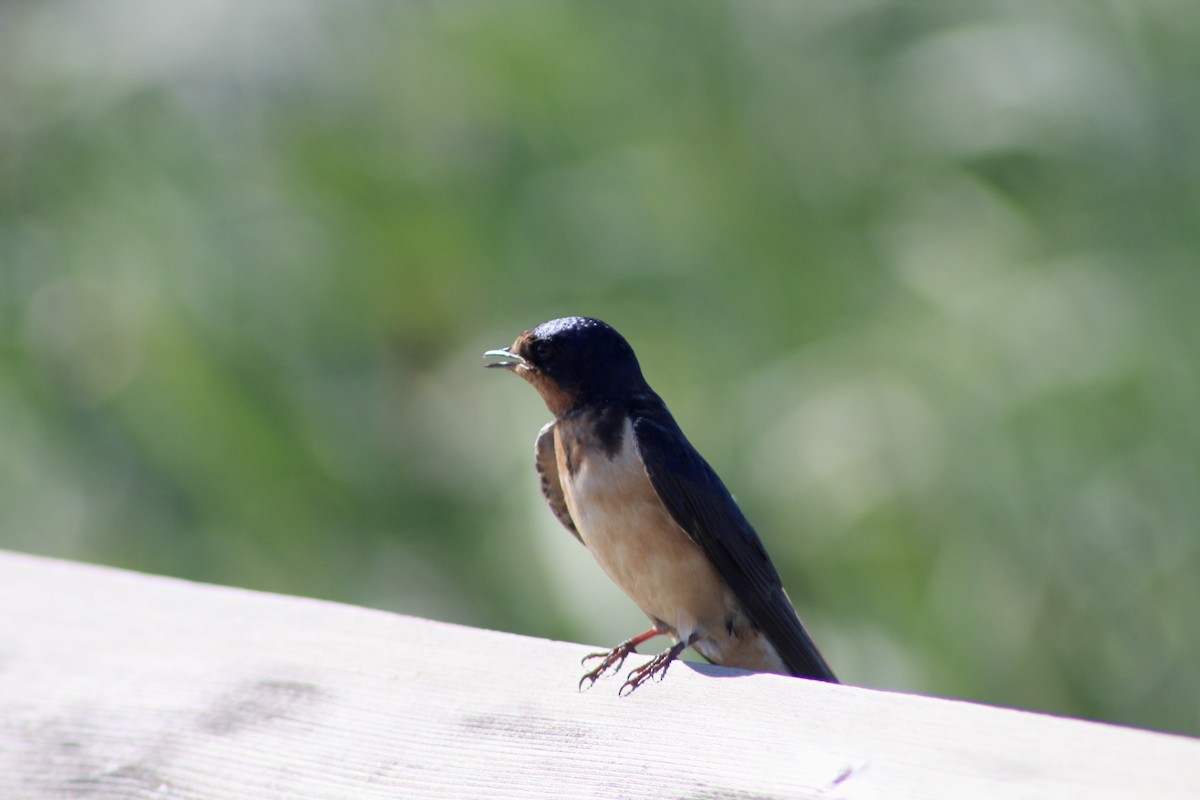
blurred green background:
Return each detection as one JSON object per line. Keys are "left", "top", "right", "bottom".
{"left": 3, "top": 0, "right": 1199, "bottom": 736}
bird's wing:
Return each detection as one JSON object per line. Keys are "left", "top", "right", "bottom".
{"left": 631, "top": 412, "right": 837, "bottom": 682}
{"left": 535, "top": 421, "right": 582, "bottom": 543}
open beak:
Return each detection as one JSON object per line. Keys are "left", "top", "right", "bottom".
{"left": 482, "top": 348, "right": 526, "bottom": 370}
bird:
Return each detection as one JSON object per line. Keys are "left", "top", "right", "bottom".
{"left": 484, "top": 316, "right": 837, "bottom": 693}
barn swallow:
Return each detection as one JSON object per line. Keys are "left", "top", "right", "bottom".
{"left": 485, "top": 316, "right": 837, "bottom": 694}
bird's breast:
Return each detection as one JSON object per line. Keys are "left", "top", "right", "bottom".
{"left": 554, "top": 414, "right": 730, "bottom": 639}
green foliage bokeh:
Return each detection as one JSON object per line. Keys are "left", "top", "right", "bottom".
{"left": 3, "top": 0, "right": 1199, "bottom": 735}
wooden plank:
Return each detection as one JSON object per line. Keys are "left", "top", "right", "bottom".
{"left": 0, "top": 550, "right": 1196, "bottom": 800}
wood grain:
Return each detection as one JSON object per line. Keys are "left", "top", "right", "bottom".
{"left": 0, "top": 550, "right": 1196, "bottom": 799}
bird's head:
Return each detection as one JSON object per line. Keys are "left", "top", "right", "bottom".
{"left": 484, "top": 317, "right": 646, "bottom": 415}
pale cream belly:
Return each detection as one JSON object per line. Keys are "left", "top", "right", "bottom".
{"left": 552, "top": 415, "right": 791, "bottom": 674}
{"left": 556, "top": 418, "right": 730, "bottom": 642}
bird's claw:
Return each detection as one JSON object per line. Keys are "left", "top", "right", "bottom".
{"left": 577, "top": 645, "right": 634, "bottom": 691}
{"left": 617, "top": 651, "right": 673, "bottom": 696}
{"left": 617, "top": 640, "right": 688, "bottom": 696}
{"left": 576, "top": 629, "right": 664, "bottom": 692}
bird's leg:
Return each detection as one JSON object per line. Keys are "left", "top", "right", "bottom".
{"left": 619, "top": 639, "right": 690, "bottom": 696}
{"left": 578, "top": 628, "right": 659, "bottom": 691}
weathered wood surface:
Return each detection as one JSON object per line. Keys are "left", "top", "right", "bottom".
{"left": 0, "top": 550, "right": 1196, "bottom": 799}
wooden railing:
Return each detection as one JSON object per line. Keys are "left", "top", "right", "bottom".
{"left": 1, "top": 550, "right": 1197, "bottom": 799}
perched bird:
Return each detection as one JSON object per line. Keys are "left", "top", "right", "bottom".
{"left": 485, "top": 317, "right": 837, "bottom": 693}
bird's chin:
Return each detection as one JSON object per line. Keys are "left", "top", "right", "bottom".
{"left": 524, "top": 371, "right": 577, "bottom": 416}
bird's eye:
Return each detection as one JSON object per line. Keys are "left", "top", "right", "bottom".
{"left": 533, "top": 340, "right": 556, "bottom": 362}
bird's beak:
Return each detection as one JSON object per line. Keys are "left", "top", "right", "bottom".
{"left": 483, "top": 348, "right": 526, "bottom": 370}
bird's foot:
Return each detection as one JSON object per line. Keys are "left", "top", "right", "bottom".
{"left": 578, "top": 647, "right": 632, "bottom": 691}
{"left": 618, "top": 640, "right": 688, "bottom": 696}
{"left": 578, "top": 628, "right": 659, "bottom": 691}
